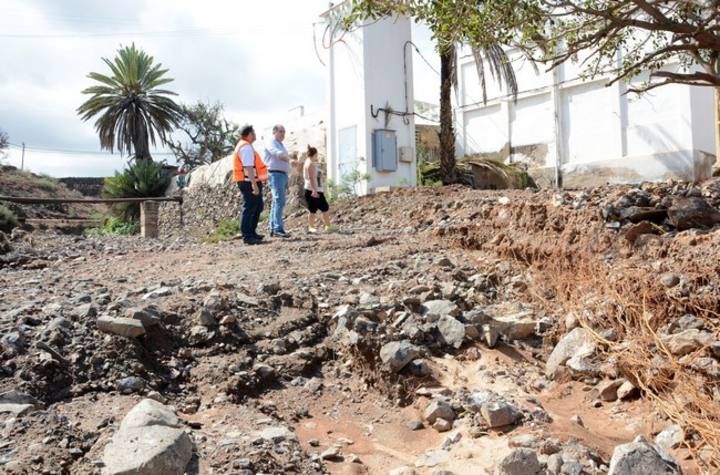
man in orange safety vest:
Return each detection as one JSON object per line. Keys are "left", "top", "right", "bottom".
{"left": 233, "top": 125, "right": 268, "bottom": 245}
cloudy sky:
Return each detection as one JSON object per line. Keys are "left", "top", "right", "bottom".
{"left": 0, "top": 0, "right": 438, "bottom": 177}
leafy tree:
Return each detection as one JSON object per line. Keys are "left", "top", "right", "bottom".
{"left": 525, "top": 0, "right": 720, "bottom": 93}
{"left": 345, "top": 0, "right": 527, "bottom": 184}
{"left": 77, "top": 44, "right": 182, "bottom": 161}
{"left": 168, "top": 101, "right": 240, "bottom": 169}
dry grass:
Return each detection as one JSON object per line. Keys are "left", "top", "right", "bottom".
{"left": 534, "top": 255, "right": 720, "bottom": 472}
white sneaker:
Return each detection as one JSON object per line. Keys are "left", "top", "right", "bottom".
{"left": 308, "top": 227, "right": 318, "bottom": 234}
{"left": 324, "top": 224, "right": 338, "bottom": 233}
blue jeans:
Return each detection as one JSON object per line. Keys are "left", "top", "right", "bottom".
{"left": 238, "top": 181, "right": 263, "bottom": 239}
{"left": 268, "top": 171, "right": 288, "bottom": 232}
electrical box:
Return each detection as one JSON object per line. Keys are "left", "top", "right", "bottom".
{"left": 399, "top": 146, "right": 414, "bottom": 163}
{"left": 372, "top": 129, "right": 397, "bottom": 172}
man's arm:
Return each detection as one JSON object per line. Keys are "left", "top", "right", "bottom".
{"left": 266, "top": 141, "right": 290, "bottom": 162}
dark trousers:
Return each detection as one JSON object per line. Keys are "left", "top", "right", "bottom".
{"left": 238, "top": 181, "right": 264, "bottom": 239}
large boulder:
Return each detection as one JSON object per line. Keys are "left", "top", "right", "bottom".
{"left": 102, "top": 399, "right": 192, "bottom": 475}
{"left": 608, "top": 436, "right": 682, "bottom": 475}
{"left": 379, "top": 341, "right": 421, "bottom": 373}
{"left": 495, "top": 448, "right": 541, "bottom": 475}
{"left": 545, "top": 328, "right": 597, "bottom": 378}
{"left": 667, "top": 197, "right": 720, "bottom": 230}
{"left": 465, "top": 392, "right": 520, "bottom": 428}
{"left": 436, "top": 316, "right": 466, "bottom": 349}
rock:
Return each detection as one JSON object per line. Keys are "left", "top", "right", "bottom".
{"left": 407, "top": 359, "right": 431, "bottom": 377}
{"left": 595, "top": 380, "right": 623, "bottom": 402}
{"left": 622, "top": 221, "right": 661, "bottom": 244}
{"left": 545, "top": 328, "right": 597, "bottom": 378}
{"left": 97, "top": 316, "right": 146, "bottom": 338}
{"left": 142, "top": 286, "right": 173, "bottom": 299}
{"left": 1, "top": 331, "right": 26, "bottom": 355}
{"left": 608, "top": 436, "right": 681, "bottom": 475}
{"left": 406, "top": 419, "right": 424, "bottom": 431}
{"left": 659, "top": 273, "right": 680, "bottom": 288}
{"left": 380, "top": 341, "right": 421, "bottom": 373}
{"left": 495, "top": 448, "right": 541, "bottom": 475}
{"left": 432, "top": 418, "right": 452, "bottom": 432}
{"left": 359, "top": 292, "right": 380, "bottom": 306}
{"left": 389, "top": 467, "right": 416, "bottom": 475}
{"left": 0, "top": 390, "right": 41, "bottom": 416}
{"left": 125, "top": 306, "right": 162, "bottom": 327}
{"left": 667, "top": 197, "right": 720, "bottom": 230}
{"left": 617, "top": 380, "right": 637, "bottom": 400}
{"left": 620, "top": 206, "right": 668, "bottom": 223}
{"left": 509, "top": 434, "right": 537, "bottom": 448}
{"left": 415, "top": 449, "right": 449, "bottom": 468}
{"left": 667, "top": 315, "right": 705, "bottom": 334}
{"left": 252, "top": 426, "right": 297, "bottom": 443}
{"left": 570, "top": 415, "right": 584, "bottom": 427}
{"left": 424, "top": 399, "right": 455, "bottom": 424}
{"left": 103, "top": 399, "right": 192, "bottom": 475}
{"left": 197, "top": 309, "right": 217, "bottom": 327}
{"left": 488, "top": 311, "right": 537, "bottom": 340}
{"left": 320, "top": 446, "right": 343, "bottom": 461}
{"left": 73, "top": 303, "right": 97, "bottom": 319}
{"left": 116, "top": 376, "right": 146, "bottom": 394}
{"left": 466, "top": 392, "right": 520, "bottom": 428}
{"left": 120, "top": 399, "right": 179, "bottom": 431}
{"left": 547, "top": 454, "right": 563, "bottom": 474}
{"left": 421, "top": 300, "right": 459, "bottom": 318}
{"left": 663, "top": 329, "right": 714, "bottom": 356}
{"left": 655, "top": 425, "right": 685, "bottom": 452}
{"left": 436, "top": 316, "right": 465, "bottom": 349}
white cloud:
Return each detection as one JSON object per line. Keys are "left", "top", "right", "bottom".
{"left": 0, "top": 0, "right": 440, "bottom": 177}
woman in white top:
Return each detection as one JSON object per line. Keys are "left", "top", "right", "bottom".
{"left": 303, "top": 146, "right": 336, "bottom": 233}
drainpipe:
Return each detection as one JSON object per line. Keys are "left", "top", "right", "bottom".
{"left": 552, "top": 66, "right": 563, "bottom": 189}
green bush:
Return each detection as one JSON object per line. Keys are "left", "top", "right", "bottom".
{"left": 85, "top": 216, "right": 139, "bottom": 237}
{"left": 0, "top": 204, "right": 18, "bottom": 233}
{"left": 205, "top": 218, "right": 240, "bottom": 243}
{"left": 103, "top": 160, "right": 171, "bottom": 219}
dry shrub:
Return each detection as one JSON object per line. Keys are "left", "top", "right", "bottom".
{"left": 533, "top": 251, "right": 720, "bottom": 472}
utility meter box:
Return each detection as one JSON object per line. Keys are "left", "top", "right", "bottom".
{"left": 399, "top": 146, "right": 414, "bottom": 163}
{"left": 372, "top": 129, "right": 398, "bottom": 172}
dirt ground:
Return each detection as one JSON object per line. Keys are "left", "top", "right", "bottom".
{"left": 1, "top": 183, "right": 719, "bottom": 474}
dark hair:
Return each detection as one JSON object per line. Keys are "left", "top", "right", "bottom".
{"left": 240, "top": 124, "right": 254, "bottom": 138}
{"left": 272, "top": 124, "right": 285, "bottom": 133}
{"left": 307, "top": 145, "right": 318, "bottom": 157}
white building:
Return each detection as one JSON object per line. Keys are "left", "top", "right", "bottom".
{"left": 322, "top": 3, "right": 418, "bottom": 194}
{"left": 322, "top": 3, "right": 717, "bottom": 192}
{"left": 456, "top": 46, "right": 717, "bottom": 188}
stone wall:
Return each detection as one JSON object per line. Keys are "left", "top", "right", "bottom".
{"left": 159, "top": 175, "right": 308, "bottom": 238}
{"left": 58, "top": 177, "right": 105, "bottom": 197}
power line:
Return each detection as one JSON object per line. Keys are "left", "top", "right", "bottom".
{"left": 0, "top": 27, "right": 234, "bottom": 39}
{"left": 7, "top": 142, "right": 173, "bottom": 156}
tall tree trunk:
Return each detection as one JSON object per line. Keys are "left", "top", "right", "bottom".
{"left": 439, "top": 44, "right": 456, "bottom": 184}
{"left": 133, "top": 123, "right": 151, "bottom": 161}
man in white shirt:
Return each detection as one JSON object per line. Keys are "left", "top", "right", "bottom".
{"left": 263, "top": 124, "right": 296, "bottom": 238}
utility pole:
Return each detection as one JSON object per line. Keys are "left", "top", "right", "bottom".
{"left": 715, "top": 89, "right": 720, "bottom": 169}
{"left": 21, "top": 142, "right": 25, "bottom": 170}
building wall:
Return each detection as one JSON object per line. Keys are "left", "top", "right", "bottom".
{"left": 325, "top": 6, "right": 417, "bottom": 195}
{"left": 457, "top": 49, "right": 716, "bottom": 187}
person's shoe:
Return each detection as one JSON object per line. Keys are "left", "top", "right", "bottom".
{"left": 324, "top": 224, "right": 338, "bottom": 233}
{"left": 274, "top": 230, "right": 291, "bottom": 238}
{"left": 253, "top": 233, "right": 265, "bottom": 240}
{"left": 244, "top": 237, "right": 262, "bottom": 245}
{"left": 307, "top": 226, "right": 318, "bottom": 234}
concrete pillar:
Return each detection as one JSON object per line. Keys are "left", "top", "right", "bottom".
{"left": 140, "top": 201, "right": 159, "bottom": 239}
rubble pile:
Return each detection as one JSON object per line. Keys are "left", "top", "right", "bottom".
{"left": 1, "top": 179, "right": 720, "bottom": 474}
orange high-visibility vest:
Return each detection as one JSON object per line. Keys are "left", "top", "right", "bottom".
{"left": 233, "top": 140, "right": 268, "bottom": 183}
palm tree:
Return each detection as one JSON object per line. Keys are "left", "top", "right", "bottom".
{"left": 78, "top": 43, "right": 182, "bottom": 161}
